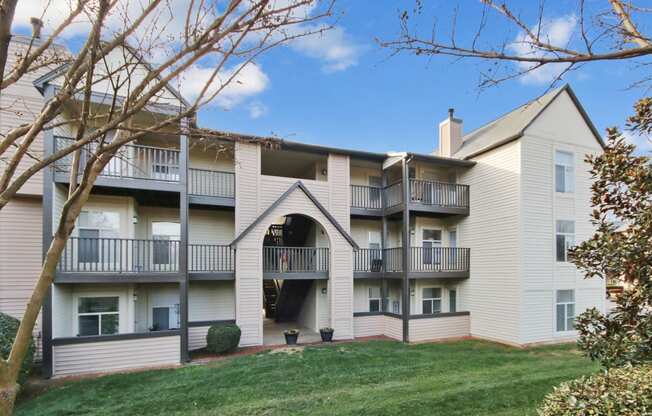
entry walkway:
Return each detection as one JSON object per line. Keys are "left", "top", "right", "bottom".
{"left": 263, "top": 319, "right": 321, "bottom": 345}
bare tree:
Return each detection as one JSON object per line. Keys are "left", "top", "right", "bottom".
{"left": 0, "top": 1, "right": 334, "bottom": 413}
{"left": 381, "top": 0, "right": 652, "bottom": 89}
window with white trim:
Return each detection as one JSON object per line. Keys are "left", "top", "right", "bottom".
{"left": 77, "top": 296, "right": 119, "bottom": 336}
{"left": 151, "top": 304, "right": 180, "bottom": 330}
{"left": 555, "top": 151, "right": 575, "bottom": 193}
{"left": 152, "top": 222, "right": 180, "bottom": 266}
{"left": 422, "top": 229, "right": 442, "bottom": 265}
{"left": 556, "top": 290, "right": 576, "bottom": 332}
{"left": 368, "top": 287, "right": 382, "bottom": 312}
{"left": 556, "top": 220, "right": 575, "bottom": 262}
{"left": 422, "top": 287, "right": 442, "bottom": 314}
{"left": 78, "top": 211, "right": 120, "bottom": 264}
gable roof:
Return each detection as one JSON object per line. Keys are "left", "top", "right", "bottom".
{"left": 454, "top": 84, "right": 605, "bottom": 160}
{"left": 230, "top": 181, "right": 359, "bottom": 249}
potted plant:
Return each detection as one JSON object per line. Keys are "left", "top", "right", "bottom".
{"left": 319, "top": 327, "right": 334, "bottom": 342}
{"left": 283, "top": 329, "right": 300, "bottom": 345}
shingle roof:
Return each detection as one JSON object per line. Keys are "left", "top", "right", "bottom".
{"left": 454, "top": 84, "right": 604, "bottom": 160}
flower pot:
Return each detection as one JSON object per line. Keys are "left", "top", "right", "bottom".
{"left": 320, "top": 328, "right": 334, "bottom": 342}
{"left": 284, "top": 330, "right": 299, "bottom": 345}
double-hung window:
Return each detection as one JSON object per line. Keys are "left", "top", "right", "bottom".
{"left": 422, "top": 229, "right": 442, "bottom": 267}
{"left": 77, "top": 211, "right": 120, "bottom": 267}
{"left": 152, "top": 304, "right": 180, "bottom": 331}
{"left": 555, "top": 151, "right": 575, "bottom": 193}
{"left": 556, "top": 220, "right": 575, "bottom": 262}
{"left": 368, "top": 287, "right": 382, "bottom": 312}
{"left": 556, "top": 290, "right": 576, "bottom": 332}
{"left": 77, "top": 296, "right": 119, "bottom": 336}
{"left": 422, "top": 288, "right": 442, "bottom": 314}
{"left": 152, "top": 222, "right": 180, "bottom": 267}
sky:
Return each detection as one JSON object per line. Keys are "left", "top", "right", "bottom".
{"left": 11, "top": 0, "right": 652, "bottom": 155}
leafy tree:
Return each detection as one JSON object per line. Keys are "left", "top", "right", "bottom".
{"left": 569, "top": 109, "right": 652, "bottom": 368}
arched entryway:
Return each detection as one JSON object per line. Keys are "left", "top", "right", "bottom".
{"left": 261, "top": 214, "right": 330, "bottom": 345}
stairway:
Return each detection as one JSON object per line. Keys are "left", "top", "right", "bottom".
{"left": 263, "top": 280, "right": 280, "bottom": 319}
{"left": 282, "top": 215, "right": 312, "bottom": 246}
{"left": 275, "top": 280, "right": 313, "bottom": 322}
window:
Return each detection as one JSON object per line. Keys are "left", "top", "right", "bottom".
{"left": 556, "top": 220, "right": 575, "bottom": 262}
{"left": 368, "top": 287, "right": 382, "bottom": 312}
{"left": 449, "top": 290, "right": 457, "bottom": 313}
{"left": 422, "top": 288, "right": 442, "bottom": 314}
{"left": 555, "top": 151, "right": 575, "bottom": 193}
{"left": 556, "top": 290, "right": 576, "bottom": 332}
{"left": 152, "top": 222, "right": 180, "bottom": 266}
{"left": 369, "top": 176, "right": 382, "bottom": 205}
{"left": 151, "top": 304, "right": 180, "bottom": 330}
{"left": 78, "top": 211, "right": 120, "bottom": 265}
{"left": 422, "top": 229, "right": 442, "bottom": 265}
{"left": 77, "top": 297, "right": 119, "bottom": 336}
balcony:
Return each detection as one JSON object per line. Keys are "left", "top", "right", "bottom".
{"left": 57, "top": 237, "right": 182, "bottom": 282}
{"left": 353, "top": 247, "right": 470, "bottom": 279}
{"left": 188, "top": 168, "right": 235, "bottom": 207}
{"left": 350, "top": 179, "right": 469, "bottom": 217}
{"left": 54, "top": 136, "right": 181, "bottom": 192}
{"left": 56, "top": 238, "right": 236, "bottom": 282}
{"left": 189, "top": 244, "right": 235, "bottom": 280}
{"left": 263, "top": 246, "right": 329, "bottom": 280}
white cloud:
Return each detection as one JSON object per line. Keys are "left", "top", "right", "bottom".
{"left": 509, "top": 15, "right": 577, "bottom": 85}
{"left": 289, "top": 25, "right": 360, "bottom": 73}
{"left": 248, "top": 101, "right": 268, "bottom": 119}
{"left": 179, "top": 62, "right": 269, "bottom": 109}
{"left": 621, "top": 130, "right": 652, "bottom": 155}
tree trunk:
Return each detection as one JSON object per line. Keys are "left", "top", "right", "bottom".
{"left": 0, "top": 381, "right": 18, "bottom": 416}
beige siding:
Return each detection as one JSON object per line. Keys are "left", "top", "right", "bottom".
{"left": 383, "top": 316, "right": 403, "bottom": 341}
{"left": 459, "top": 140, "right": 522, "bottom": 344}
{"left": 189, "top": 326, "right": 211, "bottom": 350}
{"left": 519, "top": 90, "right": 604, "bottom": 344}
{"left": 52, "top": 336, "right": 180, "bottom": 377}
{"left": 353, "top": 315, "right": 384, "bottom": 337}
{"left": 188, "top": 281, "right": 235, "bottom": 321}
{"left": 408, "top": 315, "right": 470, "bottom": 342}
{"left": 0, "top": 197, "right": 43, "bottom": 354}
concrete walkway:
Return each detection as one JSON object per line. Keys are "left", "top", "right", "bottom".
{"left": 263, "top": 319, "right": 322, "bottom": 345}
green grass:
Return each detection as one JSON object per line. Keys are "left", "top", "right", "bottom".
{"left": 16, "top": 340, "right": 597, "bottom": 416}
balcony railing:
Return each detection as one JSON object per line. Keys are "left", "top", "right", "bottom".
{"left": 189, "top": 168, "right": 235, "bottom": 198}
{"left": 353, "top": 247, "right": 470, "bottom": 274}
{"left": 409, "top": 179, "right": 469, "bottom": 208}
{"left": 409, "top": 247, "right": 470, "bottom": 272}
{"left": 263, "top": 246, "right": 329, "bottom": 274}
{"left": 350, "top": 180, "right": 469, "bottom": 211}
{"left": 351, "top": 185, "right": 382, "bottom": 210}
{"left": 54, "top": 136, "right": 180, "bottom": 182}
{"left": 59, "top": 237, "right": 180, "bottom": 273}
{"left": 189, "top": 244, "right": 234, "bottom": 272}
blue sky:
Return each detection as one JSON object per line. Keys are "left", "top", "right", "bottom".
{"left": 12, "top": 1, "right": 652, "bottom": 154}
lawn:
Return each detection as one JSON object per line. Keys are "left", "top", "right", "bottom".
{"left": 16, "top": 340, "right": 597, "bottom": 416}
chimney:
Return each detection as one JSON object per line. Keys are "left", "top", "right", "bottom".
{"left": 438, "top": 108, "right": 463, "bottom": 157}
{"left": 30, "top": 17, "right": 43, "bottom": 39}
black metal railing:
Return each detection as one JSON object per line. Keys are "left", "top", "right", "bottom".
{"left": 409, "top": 179, "right": 469, "bottom": 208}
{"left": 350, "top": 185, "right": 382, "bottom": 210}
{"left": 54, "top": 136, "right": 180, "bottom": 182}
{"left": 59, "top": 237, "right": 180, "bottom": 273}
{"left": 353, "top": 248, "right": 384, "bottom": 272}
{"left": 189, "top": 244, "right": 234, "bottom": 272}
{"left": 409, "top": 247, "right": 470, "bottom": 272}
{"left": 263, "top": 247, "right": 329, "bottom": 273}
{"left": 188, "top": 168, "right": 235, "bottom": 198}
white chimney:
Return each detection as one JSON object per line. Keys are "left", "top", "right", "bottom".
{"left": 438, "top": 108, "right": 463, "bottom": 158}
{"left": 30, "top": 17, "right": 43, "bottom": 39}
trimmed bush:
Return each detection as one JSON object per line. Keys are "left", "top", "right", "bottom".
{"left": 206, "top": 323, "right": 241, "bottom": 354}
{"left": 0, "top": 312, "right": 35, "bottom": 384}
{"left": 538, "top": 365, "right": 652, "bottom": 416}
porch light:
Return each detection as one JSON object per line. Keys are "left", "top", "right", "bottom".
{"left": 321, "top": 288, "right": 327, "bottom": 295}
{"left": 132, "top": 215, "right": 139, "bottom": 224}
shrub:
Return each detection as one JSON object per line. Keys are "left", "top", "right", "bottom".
{"left": 206, "top": 323, "right": 241, "bottom": 354}
{"left": 538, "top": 365, "right": 652, "bottom": 416}
{"left": 0, "top": 312, "right": 35, "bottom": 384}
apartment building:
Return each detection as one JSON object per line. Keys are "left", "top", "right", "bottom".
{"left": 0, "top": 38, "right": 606, "bottom": 377}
